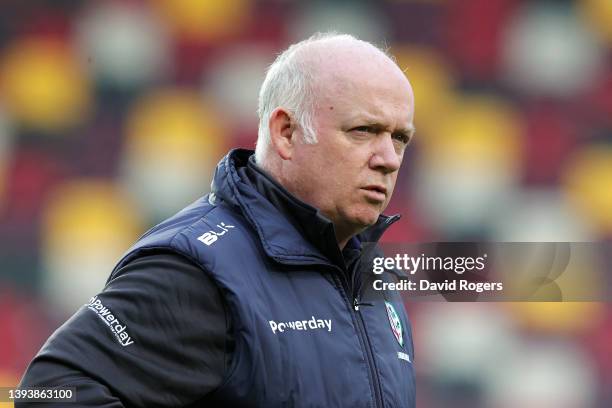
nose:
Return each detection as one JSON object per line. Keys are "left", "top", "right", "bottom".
{"left": 368, "top": 133, "right": 402, "bottom": 173}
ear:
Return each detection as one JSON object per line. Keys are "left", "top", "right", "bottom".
{"left": 268, "top": 107, "right": 295, "bottom": 160}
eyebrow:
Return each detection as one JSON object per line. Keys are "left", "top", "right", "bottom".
{"left": 358, "top": 121, "right": 416, "bottom": 140}
{"left": 398, "top": 124, "right": 416, "bottom": 139}
{"left": 348, "top": 112, "right": 415, "bottom": 133}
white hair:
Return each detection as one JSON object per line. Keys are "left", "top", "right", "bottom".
{"left": 254, "top": 32, "right": 389, "bottom": 165}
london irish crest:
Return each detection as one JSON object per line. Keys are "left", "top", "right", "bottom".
{"left": 385, "top": 301, "right": 404, "bottom": 347}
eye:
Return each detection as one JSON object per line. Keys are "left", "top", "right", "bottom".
{"left": 392, "top": 131, "right": 411, "bottom": 145}
{"left": 351, "top": 125, "right": 375, "bottom": 133}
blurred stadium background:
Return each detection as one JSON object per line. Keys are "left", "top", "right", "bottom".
{"left": 0, "top": 0, "right": 611, "bottom": 406}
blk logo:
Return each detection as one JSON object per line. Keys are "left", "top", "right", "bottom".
{"left": 197, "top": 222, "right": 235, "bottom": 246}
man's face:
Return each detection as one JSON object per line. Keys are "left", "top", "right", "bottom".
{"left": 287, "top": 56, "right": 415, "bottom": 240}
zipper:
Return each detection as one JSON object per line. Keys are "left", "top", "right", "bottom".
{"left": 353, "top": 297, "right": 384, "bottom": 408}
{"left": 330, "top": 271, "right": 384, "bottom": 408}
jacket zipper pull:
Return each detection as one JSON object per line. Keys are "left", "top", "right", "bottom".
{"left": 354, "top": 298, "right": 374, "bottom": 311}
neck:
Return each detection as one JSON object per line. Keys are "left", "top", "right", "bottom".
{"left": 338, "top": 239, "right": 349, "bottom": 250}
{"left": 335, "top": 224, "right": 363, "bottom": 250}
{"left": 254, "top": 155, "right": 362, "bottom": 251}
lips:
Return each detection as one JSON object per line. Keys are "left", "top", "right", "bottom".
{"left": 361, "top": 185, "right": 387, "bottom": 202}
{"left": 364, "top": 185, "right": 387, "bottom": 194}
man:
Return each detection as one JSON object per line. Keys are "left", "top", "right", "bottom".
{"left": 18, "top": 32, "right": 416, "bottom": 407}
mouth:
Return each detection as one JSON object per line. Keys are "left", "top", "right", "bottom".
{"left": 361, "top": 185, "right": 387, "bottom": 202}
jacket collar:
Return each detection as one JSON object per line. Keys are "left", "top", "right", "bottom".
{"left": 211, "top": 149, "right": 400, "bottom": 267}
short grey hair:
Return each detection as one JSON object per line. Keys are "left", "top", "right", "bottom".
{"left": 254, "top": 32, "right": 389, "bottom": 164}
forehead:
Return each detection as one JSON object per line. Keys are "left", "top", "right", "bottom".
{"left": 317, "top": 67, "right": 414, "bottom": 127}
{"left": 303, "top": 44, "right": 413, "bottom": 123}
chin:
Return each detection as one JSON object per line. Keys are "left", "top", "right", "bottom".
{"left": 349, "top": 208, "right": 381, "bottom": 229}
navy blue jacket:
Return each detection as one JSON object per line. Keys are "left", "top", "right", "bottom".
{"left": 20, "top": 149, "right": 415, "bottom": 407}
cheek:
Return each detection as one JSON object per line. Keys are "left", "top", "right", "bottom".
{"left": 291, "top": 158, "right": 332, "bottom": 203}
{"left": 388, "top": 174, "right": 399, "bottom": 194}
